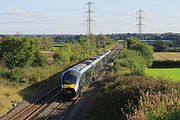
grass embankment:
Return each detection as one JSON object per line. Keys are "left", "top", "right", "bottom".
{"left": 146, "top": 68, "right": 180, "bottom": 82}
{"left": 84, "top": 47, "right": 180, "bottom": 120}
{"left": 0, "top": 42, "right": 118, "bottom": 117}
{"left": 0, "top": 65, "right": 61, "bottom": 116}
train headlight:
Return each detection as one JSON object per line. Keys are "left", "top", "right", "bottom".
{"left": 63, "top": 84, "right": 75, "bottom": 89}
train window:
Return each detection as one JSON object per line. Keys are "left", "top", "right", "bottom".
{"left": 63, "top": 71, "right": 78, "bottom": 84}
{"left": 80, "top": 73, "right": 85, "bottom": 85}
{"left": 85, "top": 68, "right": 92, "bottom": 81}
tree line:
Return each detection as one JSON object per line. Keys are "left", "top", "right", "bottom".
{"left": 0, "top": 35, "right": 114, "bottom": 69}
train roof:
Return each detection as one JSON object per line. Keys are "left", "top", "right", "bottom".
{"left": 63, "top": 50, "right": 111, "bottom": 75}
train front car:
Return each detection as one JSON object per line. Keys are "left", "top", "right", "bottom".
{"left": 61, "top": 70, "right": 80, "bottom": 100}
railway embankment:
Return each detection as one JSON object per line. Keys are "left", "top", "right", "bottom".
{"left": 0, "top": 35, "right": 118, "bottom": 118}
{"left": 83, "top": 38, "right": 180, "bottom": 120}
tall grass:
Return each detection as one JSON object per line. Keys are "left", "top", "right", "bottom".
{"left": 0, "top": 65, "right": 61, "bottom": 117}
{"left": 0, "top": 78, "right": 22, "bottom": 116}
{"left": 123, "top": 88, "right": 180, "bottom": 120}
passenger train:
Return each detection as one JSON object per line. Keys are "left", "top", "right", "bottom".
{"left": 60, "top": 50, "right": 111, "bottom": 99}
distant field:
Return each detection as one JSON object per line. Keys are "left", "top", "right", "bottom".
{"left": 154, "top": 52, "right": 180, "bottom": 61}
{"left": 146, "top": 68, "right": 180, "bottom": 82}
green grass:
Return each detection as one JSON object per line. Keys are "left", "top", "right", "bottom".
{"left": 146, "top": 68, "right": 180, "bottom": 82}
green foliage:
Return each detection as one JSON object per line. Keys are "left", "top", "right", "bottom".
{"left": 126, "top": 37, "right": 154, "bottom": 67}
{"left": 152, "top": 60, "right": 180, "bottom": 68}
{"left": 127, "top": 37, "right": 139, "bottom": 48}
{"left": 5, "top": 71, "right": 21, "bottom": 82}
{"left": 79, "top": 36, "right": 91, "bottom": 58}
{"left": 53, "top": 43, "right": 72, "bottom": 65}
{"left": 0, "top": 37, "right": 38, "bottom": 68}
{"left": 96, "top": 34, "right": 113, "bottom": 48}
{"left": 111, "top": 49, "right": 147, "bottom": 76}
{"left": 71, "top": 43, "right": 83, "bottom": 62}
{"left": 32, "top": 52, "right": 48, "bottom": 67}
{"left": 154, "top": 40, "right": 169, "bottom": 52}
{"left": 132, "top": 42, "right": 154, "bottom": 67}
{"left": 37, "top": 37, "right": 53, "bottom": 50}
{"left": 172, "top": 39, "right": 180, "bottom": 47}
{"left": 84, "top": 74, "right": 180, "bottom": 120}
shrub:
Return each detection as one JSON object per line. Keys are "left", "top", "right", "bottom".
{"left": 3, "top": 71, "right": 21, "bottom": 82}
{"left": 153, "top": 40, "right": 170, "bottom": 52}
{"left": 111, "top": 49, "right": 147, "bottom": 76}
{"left": 32, "top": 52, "right": 47, "bottom": 67}
{"left": 84, "top": 74, "right": 180, "bottom": 120}
{"left": 151, "top": 60, "right": 180, "bottom": 68}
{"left": 53, "top": 44, "right": 72, "bottom": 65}
{"left": 131, "top": 42, "right": 154, "bottom": 67}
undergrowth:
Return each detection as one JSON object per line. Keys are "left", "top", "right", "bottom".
{"left": 0, "top": 64, "right": 61, "bottom": 117}
{"left": 84, "top": 74, "right": 180, "bottom": 120}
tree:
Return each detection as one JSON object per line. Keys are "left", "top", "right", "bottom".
{"left": 32, "top": 52, "right": 47, "bottom": 67}
{"left": 127, "top": 37, "right": 139, "bottom": 48}
{"left": 0, "top": 36, "right": 38, "bottom": 68}
{"left": 131, "top": 42, "right": 154, "bottom": 67}
{"left": 172, "top": 39, "right": 180, "bottom": 47}
{"left": 37, "top": 37, "right": 53, "bottom": 50}
{"left": 112, "top": 49, "right": 147, "bottom": 76}
{"left": 96, "top": 34, "right": 112, "bottom": 48}
{"left": 153, "top": 40, "right": 169, "bottom": 52}
{"left": 71, "top": 43, "right": 82, "bottom": 62}
{"left": 53, "top": 43, "right": 72, "bottom": 65}
{"left": 79, "top": 36, "right": 91, "bottom": 59}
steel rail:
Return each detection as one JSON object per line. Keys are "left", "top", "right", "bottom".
{"left": 10, "top": 85, "right": 61, "bottom": 120}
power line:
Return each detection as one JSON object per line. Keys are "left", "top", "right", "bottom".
{"left": 85, "top": 0, "right": 95, "bottom": 35}
{"left": 136, "top": 9, "right": 145, "bottom": 39}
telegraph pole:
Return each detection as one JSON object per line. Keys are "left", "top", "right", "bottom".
{"left": 136, "top": 9, "right": 145, "bottom": 40}
{"left": 85, "top": 0, "right": 95, "bottom": 35}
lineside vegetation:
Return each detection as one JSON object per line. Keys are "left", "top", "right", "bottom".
{"left": 84, "top": 37, "right": 180, "bottom": 120}
{"left": 0, "top": 35, "right": 116, "bottom": 116}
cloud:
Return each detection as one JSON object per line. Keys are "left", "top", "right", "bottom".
{"left": 9, "top": 9, "right": 32, "bottom": 16}
{"left": 8, "top": 9, "right": 56, "bottom": 21}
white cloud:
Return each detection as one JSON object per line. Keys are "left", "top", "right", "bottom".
{"left": 9, "top": 9, "right": 32, "bottom": 16}
{"left": 8, "top": 9, "right": 56, "bottom": 21}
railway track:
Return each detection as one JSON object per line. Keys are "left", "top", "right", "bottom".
{"left": 9, "top": 44, "right": 123, "bottom": 120}
{"left": 42, "top": 44, "right": 123, "bottom": 120}
{"left": 10, "top": 85, "right": 62, "bottom": 120}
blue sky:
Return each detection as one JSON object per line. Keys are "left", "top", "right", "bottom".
{"left": 0, "top": 0, "right": 180, "bottom": 34}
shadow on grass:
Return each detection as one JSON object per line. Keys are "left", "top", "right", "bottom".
{"left": 18, "top": 71, "right": 62, "bottom": 104}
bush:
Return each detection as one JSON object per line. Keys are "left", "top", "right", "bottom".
{"left": 111, "top": 49, "right": 147, "bottom": 76}
{"left": 152, "top": 60, "right": 180, "bottom": 68}
{"left": 153, "top": 40, "right": 170, "bottom": 52}
{"left": 3, "top": 71, "right": 21, "bottom": 82}
{"left": 84, "top": 75, "right": 180, "bottom": 120}
{"left": 131, "top": 42, "right": 154, "bottom": 67}
{"left": 32, "top": 52, "right": 47, "bottom": 67}
{"left": 53, "top": 44, "right": 72, "bottom": 65}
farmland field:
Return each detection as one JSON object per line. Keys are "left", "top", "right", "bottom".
{"left": 154, "top": 52, "right": 180, "bottom": 61}
{"left": 146, "top": 68, "right": 180, "bottom": 82}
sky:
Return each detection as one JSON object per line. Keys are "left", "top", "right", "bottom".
{"left": 0, "top": 0, "right": 180, "bottom": 34}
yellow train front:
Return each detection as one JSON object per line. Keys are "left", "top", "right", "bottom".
{"left": 61, "top": 70, "right": 80, "bottom": 100}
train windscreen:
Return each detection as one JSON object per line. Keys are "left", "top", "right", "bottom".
{"left": 62, "top": 71, "right": 78, "bottom": 84}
